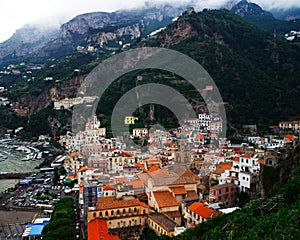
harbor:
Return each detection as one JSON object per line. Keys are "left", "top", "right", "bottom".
{"left": 0, "top": 139, "right": 56, "bottom": 193}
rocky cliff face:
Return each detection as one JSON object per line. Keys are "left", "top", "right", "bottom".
{"left": 15, "top": 75, "right": 85, "bottom": 115}
{"left": 230, "top": 0, "right": 273, "bottom": 17}
{"left": 32, "top": 5, "right": 184, "bottom": 59}
{"left": 0, "top": 24, "right": 58, "bottom": 65}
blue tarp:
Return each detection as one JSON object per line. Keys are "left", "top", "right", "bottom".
{"left": 27, "top": 221, "right": 50, "bottom": 236}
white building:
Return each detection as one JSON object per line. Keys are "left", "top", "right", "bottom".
{"left": 132, "top": 128, "right": 148, "bottom": 138}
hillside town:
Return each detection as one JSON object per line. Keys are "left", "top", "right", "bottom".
{"left": 8, "top": 112, "right": 292, "bottom": 239}
{"left": 0, "top": 2, "right": 300, "bottom": 239}
{"left": 58, "top": 114, "right": 299, "bottom": 239}
{"left": 0, "top": 111, "right": 299, "bottom": 239}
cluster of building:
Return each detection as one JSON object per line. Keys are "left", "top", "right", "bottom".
{"left": 56, "top": 114, "right": 299, "bottom": 239}
{"left": 53, "top": 96, "right": 98, "bottom": 110}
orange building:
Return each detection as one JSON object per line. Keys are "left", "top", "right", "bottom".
{"left": 88, "top": 218, "right": 119, "bottom": 240}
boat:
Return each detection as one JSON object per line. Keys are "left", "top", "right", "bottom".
{"left": 21, "top": 153, "right": 35, "bottom": 161}
{"left": 37, "top": 152, "right": 43, "bottom": 159}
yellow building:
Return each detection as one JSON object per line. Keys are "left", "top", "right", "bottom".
{"left": 148, "top": 213, "right": 176, "bottom": 237}
{"left": 87, "top": 197, "right": 149, "bottom": 238}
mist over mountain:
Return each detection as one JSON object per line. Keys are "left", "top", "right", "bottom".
{"left": 0, "top": 1, "right": 300, "bottom": 68}
{"left": 0, "top": 4, "right": 185, "bottom": 67}
{"left": 0, "top": 25, "right": 58, "bottom": 66}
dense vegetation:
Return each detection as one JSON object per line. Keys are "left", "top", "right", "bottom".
{"left": 245, "top": 14, "right": 300, "bottom": 37}
{"left": 42, "top": 197, "right": 76, "bottom": 240}
{"left": 144, "top": 9, "right": 300, "bottom": 131}
{"left": 1, "top": 9, "right": 300, "bottom": 137}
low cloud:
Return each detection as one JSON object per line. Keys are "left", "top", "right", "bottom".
{"left": 0, "top": 0, "right": 300, "bottom": 43}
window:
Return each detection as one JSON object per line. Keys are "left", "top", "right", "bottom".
{"left": 111, "top": 210, "right": 114, "bottom": 215}
{"left": 117, "top": 209, "right": 120, "bottom": 215}
{"left": 105, "top": 211, "right": 108, "bottom": 216}
{"left": 99, "top": 212, "right": 102, "bottom": 217}
{"left": 226, "top": 187, "right": 229, "bottom": 192}
{"left": 123, "top": 209, "right": 126, "bottom": 214}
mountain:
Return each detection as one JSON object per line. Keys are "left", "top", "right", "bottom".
{"left": 230, "top": 0, "right": 273, "bottom": 17}
{"left": 2, "top": 8, "right": 300, "bottom": 137}
{"left": 271, "top": 7, "right": 300, "bottom": 21}
{"left": 141, "top": 9, "right": 300, "bottom": 129}
{"left": 230, "top": 1, "right": 300, "bottom": 36}
{"left": 0, "top": 5, "right": 184, "bottom": 67}
{"left": 0, "top": 24, "right": 58, "bottom": 66}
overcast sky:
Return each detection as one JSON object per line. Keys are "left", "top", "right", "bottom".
{"left": 0, "top": 0, "right": 299, "bottom": 43}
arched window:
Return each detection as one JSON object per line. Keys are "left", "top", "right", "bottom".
{"left": 111, "top": 210, "right": 114, "bottom": 215}
{"left": 105, "top": 211, "right": 108, "bottom": 216}
{"left": 117, "top": 209, "right": 120, "bottom": 215}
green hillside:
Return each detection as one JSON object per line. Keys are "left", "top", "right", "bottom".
{"left": 2, "top": 9, "right": 300, "bottom": 137}
{"left": 143, "top": 9, "right": 300, "bottom": 130}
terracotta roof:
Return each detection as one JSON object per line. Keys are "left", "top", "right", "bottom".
{"left": 218, "top": 162, "right": 232, "bottom": 171}
{"left": 115, "top": 177, "right": 127, "bottom": 183}
{"left": 136, "top": 162, "right": 145, "bottom": 169}
{"left": 284, "top": 134, "right": 294, "bottom": 142}
{"left": 186, "top": 190, "right": 199, "bottom": 199}
{"left": 67, "top": 173, "right": 77, "bottom": 179}
{"left": 109, "top": 148, "right": 118, "bottom": 152}
{"left": 147, "top": 165, "right": 160, "bottom": 173}
{"left": 137, "top": 172, "right": 150, "bottom": 186}
{"left": 241, "top": 153, "right": 252, "bottom": 158}
{"left": 118, "top": 152, "right": 132, "bottom": 157}
{"left": 169, "top": 186, "right": 187, "bottom": 195}
{"left": 96, "top": 197, "right": 146, "bottom": 210}
{"left": 69, "top": 152, "right": 77, "bottom": 157}
{"left": 78, "top": 166, "right": 93, "bottom": 172}
{"left": 194, "top": 174, "right": 200, "bottom": 181}
{"left": 103, "top": 185, "right": 114, "bottom": 191}
{"left": 257, "top": 158, "right": 265, "bottom": 164}
{"left": 196, "top": 134, "right": 205, "bottom": 140}
{"left": 152, "top": 191, "right": 178, "bottom": 208}
{"left": 78, "top": 166, "right": 89, "bottom": 172}
{"left": 127, "top": 180, "right": 144, "bottom": 189}
{"left": 188, "top": 202, "right": 217, "bottom": 219}
{"left": 88, "top": 218, "right": 119, "bottom": 240}
{"left": 213, "top": 168, "right": 225, "bottom": 175}
{"left": 163, "top": 210, "right": 182, "bottom": 218}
